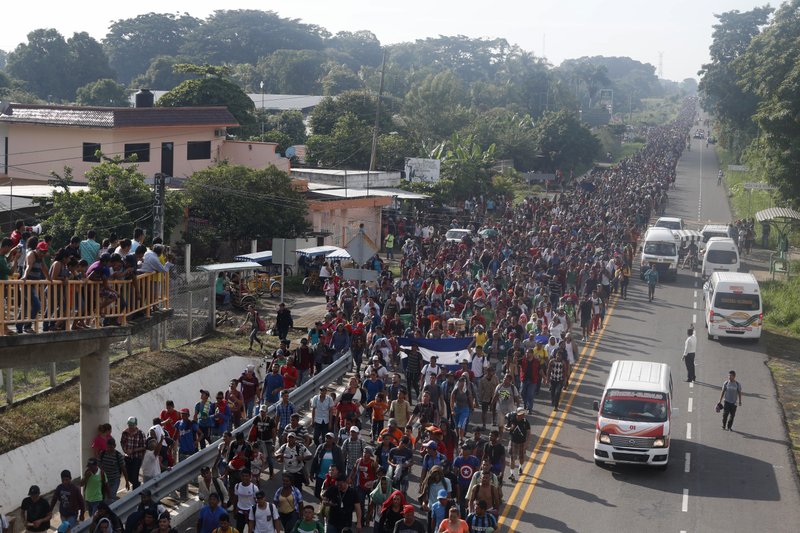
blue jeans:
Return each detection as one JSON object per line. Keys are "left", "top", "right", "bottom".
{"left": 522, "top": 381, "right": 537, "bottom": 412}
{"left": 105, "top": 477, "right": 121, "bottom": 502}
{"left": 17, "top": 291, "right": 41, "bottom": 332}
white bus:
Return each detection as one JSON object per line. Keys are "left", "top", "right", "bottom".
{"left": 703, "top": 272, "right": 762, "bottom": 341}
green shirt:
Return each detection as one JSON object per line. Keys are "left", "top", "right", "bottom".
{"left": 84, "top": 469, "right": 104, "bottom": 503}
{"left": 0, "top": 254, "right": 11, "bottom": 280}
{"left": 292, "top": 520, "right": 324, "bottom": 533}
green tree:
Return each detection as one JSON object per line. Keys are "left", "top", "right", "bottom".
{"left": 6, "top": 29, "right": 114, "bottom": 101}
{"left": 698, "top": 6, "right": 773, "bottom": 158}
{"left": 258, "top": 49, "right": 325, "bottom": 94}
{"left": 735, "top": 0, "right": 800, "bottom": 201}
{"left": 41, "top": 159, "right": 182, "bottom": 246}
{"left": 0, "top": 49, "right": 7, "bottom": 70}
{"left": 377, "top": 133, "right": 417, "bottom": 171}
{"left": 180, "top": 10, "right": 326, "bottom": 66}
{"left": 157, "top": 65, "right": 255, "bottom": 129}
{"left": 104, "top": 12, "right": 201, "bottom": 84}
{"left": 75, "top": 79, "right": 129, "bottom": 107}
{"left": 327, "top": 30, "right": 383, "bottom": 70}
{"left": 185, "top": 163, "right": 310, "bottom": 255}
{"left": 533, "top": 110, "right": 600, "bottom": 172}
{"left": 250, "top": 130, "right": 293, "bottom": 155}
{"left": 431, "top": 133, "right": 496, "bottom": 201}
{"left": 403, "top": 70, "right": 473, "bottom": 144}
{"left": 309, "top": 90, "right": 394, "bottom": 136}
{"left": 131, "top": 55, "right": 196, "bottom": 90}
{"left": 266, "top": 110, "right": 307, "bottom": 144}
{"left": 6, "top": 29, "right": 72, "bottom": 99}
{"left": 306, "top": 112, "right": 372, "bottom": 168}
{"left": 461, "top": 108, "right": 539, "bottom": 171}
{"left": 321, "top": 64, "right": 364, "bottom": 96}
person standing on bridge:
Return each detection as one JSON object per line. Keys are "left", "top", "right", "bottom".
{"left": 682, "top": 327, "right": 697, "bottom": 383}
{"left": 719, "top": 370, "right": 743, "bottom": 431}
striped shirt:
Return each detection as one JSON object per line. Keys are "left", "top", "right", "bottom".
{"left": 342, "top": 437, "right": 364, "bottom": 474}
{"left": 466, "top": 512, "right": 497, "bottom": 532}
{"left": 275, "top": 402, "right": 296, "bottom": 434}
{"left": 98, "top": 449, "right": 125, "bottom": 481}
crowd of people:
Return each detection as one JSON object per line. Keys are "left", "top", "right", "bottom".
{"left": 0, "top": 226, "right": 173, "bottom": 334}
{"left": 14, "top": 99, "right": 697, "bottom": 533}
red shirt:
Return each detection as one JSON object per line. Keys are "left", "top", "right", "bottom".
{"left": 338, "top": 401, "right": 360, "bottom": 427}
{"left": 10, "top": 229, "right": 22, "bottom": 247}
{"left": 355, "top": 457, "right": 377, "bottom": 490}
{"left": 281, "top": 365, "right": 299, "bottom": 389}
{"left": 160, "top": 408, "right": 180, "bottom": 439}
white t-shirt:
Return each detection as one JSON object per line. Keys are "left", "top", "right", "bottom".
{"left": 248, "top": 502, "right": 279, "bottom": 533}
{"left": 277, "top": 443, "right": 309, "bottom": 473}
{"left": 311, "top": 395, "right": 334, "bottom": 424}
{"left": 235, "top": 482, "right": 257, "bottom": 512}
{"left": 141, "top": 450, "right": 161, "bottom": 477}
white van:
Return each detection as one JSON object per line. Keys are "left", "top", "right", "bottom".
{"left": 593, "top": 360, "right": 672, "bottom": 470}
{"left": 703, "top": 272, "right": 762, "bottom": 341}
{"left": 654, "top": 217, "right": 684, "bottom": 231}
{"left": 701, "top": 237, "right": 740, "bottom": 279}
{"left": 640, "top": 227, "right": 679, "bottom": 280}
{"left": 700, "top": 224, "right": 734, "bottom": 243}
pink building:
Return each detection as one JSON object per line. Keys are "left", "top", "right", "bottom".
{"left": 0, "top": 103, "right": 289, "bottom": 184}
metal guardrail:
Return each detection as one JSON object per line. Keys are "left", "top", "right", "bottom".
{"left": 71, "top": 352, "right": 351, "bottom": 533}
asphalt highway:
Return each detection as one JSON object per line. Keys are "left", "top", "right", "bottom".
{"left": 498, "top": 124, "right": 800, "bottom": 532}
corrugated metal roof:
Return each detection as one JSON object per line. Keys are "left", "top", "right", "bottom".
{"left": 755, "top": 207, "right": 800, "bottom": 222}
{"left": 308, "top": 186, "right": 428, "bottom": 200}
{"left": 132, "top": 91, "right": 325, "bottom": 111}
{"left": 0, "top": 104, "right": 238, "bottom": 129}
{"left": 675, "top": 229, "right": 703, "bottom": 243}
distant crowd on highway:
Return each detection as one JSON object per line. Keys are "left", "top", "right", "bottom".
{"left": 15, "top": 99, "right": 699, "bottom": 533}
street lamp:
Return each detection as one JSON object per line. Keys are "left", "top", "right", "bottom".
{"left": 260, "top": 81, "right": 265, "bottom": 136}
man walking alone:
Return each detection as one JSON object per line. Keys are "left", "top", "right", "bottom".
{"left": 682, "top": 327, "right": 696, "bottom": 383}
{"left": 718, "top": 371, "right": 742, "bottom": 430}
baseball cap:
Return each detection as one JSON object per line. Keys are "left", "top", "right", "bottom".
{"left": 180, "top": 408, "right": 190, "bottom": 415}
{"left": 426, "top": 440, "right": 438, "bottom": 449}
{"left": 403, "top": 505, "right": 415, "bottom": 514}
{"left": 349, "top": 426, "right": 360, "bottom": 433}
{"left": 260, "top": 405, "right": 268, "bottom": 412}
{"left": 286, "top": 432, "right": 297, "bottom": 439}
{"left": 127, "top": 416, "right": 137, "bottom": 425}
{"left": 36, "top": 241, "right": 49, "bottom": 252}
{"left": 28, "top": 485, "right": 41, "bottom": 495}
{"left": 364, "top": 446, "right": 374, "bottom": 456}
{"left": 516, "top": 406, "right": 526, "bottom": 414}
{"left": 437, "top": 489, "right": 448, "bottom": 499}
{"left": 325, "top": 432, "right": 335, "bottom": 438}
{"left": 246, "top": 364, "right": 255, "bottom": 370}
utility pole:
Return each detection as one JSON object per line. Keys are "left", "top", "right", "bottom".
{"left": 369, "top": 50, "right": 388, "bottom": 172}
{"left": 260, "top": 81, "right": 265, "bottom": 136}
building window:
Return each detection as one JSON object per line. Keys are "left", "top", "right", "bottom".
{"left": 187, "top": 141, "right": 212, "bottom": 160}
{"left": 124, "top": 143, "right": 150, "bottom": 162}
{"left": 82, "top": 142, "right": 101, "bottom": 162}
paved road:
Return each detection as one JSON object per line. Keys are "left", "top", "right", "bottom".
{"left": 498, "top": 123, "right": 800, "bottom": 532}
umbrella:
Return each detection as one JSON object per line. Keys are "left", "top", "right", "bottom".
{"left": 478, "top": 228, "right": 499, "bottom": 238}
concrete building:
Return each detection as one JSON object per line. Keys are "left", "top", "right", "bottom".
{"left": 0, "top": 103, "right": 290, "bottom": 185}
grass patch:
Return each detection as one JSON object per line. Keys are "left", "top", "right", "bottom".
{"left": 761, "top": 270, "right": 800, "bottom": 336}
{"left": 764, "top": 329, "right": 800, "bottom": 474}
{"left": 0, "top": 330, "right": 286, "bottom": 455}
{"left": 629, "top": 97, "right": 682, "bottom": 126}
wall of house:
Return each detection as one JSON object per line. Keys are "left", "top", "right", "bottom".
{"left": 219, "top": 141, "right": 290, "bottom": 173}
{"left": 0, "top": 123, "right": 8, "bottom": 179}
{"left": 4, "top": 125, "right": 239, "bottom": 182}
{"left": 310, "top": 205, "right": 382, "bottom": 248}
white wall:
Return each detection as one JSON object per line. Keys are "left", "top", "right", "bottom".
{"left": 0, "top": 356, "right": 261, "bottom": 513}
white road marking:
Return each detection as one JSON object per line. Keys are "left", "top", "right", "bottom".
{"left": 692, "top": 313, "right": 696, "bottom": 323}
{"left": 685, "top": 452, "right": 691, "bottom": 473}
{"left": 688, "top": 397, "right": 693, "bottom": 412}
{"left": 693, "top": 301, "right": 697, "bottom": 309}
{"left": 686, "top": 422, "right": 692, "bottom": 440}
{"left": 693, "top": 290, "right": 698, "bottom": 298}
{"left": 682, "top": 489, "right": 689, "bottom": 512}
{"left": 689, "top": 381, "right": 694, "bottom": 389}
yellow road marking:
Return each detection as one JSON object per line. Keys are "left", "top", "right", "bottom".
{"left": 498, "top": 296, "right": 620, "bottom": 530}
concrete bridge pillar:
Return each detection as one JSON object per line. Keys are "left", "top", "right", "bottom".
{"left": 80, "top": 350, "right": 109, "bottom": 468}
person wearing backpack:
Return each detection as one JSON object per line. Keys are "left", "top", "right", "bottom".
{"left": 249, "top": 491, "right": 283, "bottom": 533}
{"left": 98, "top": 439, "right": 129, "bottom": 502}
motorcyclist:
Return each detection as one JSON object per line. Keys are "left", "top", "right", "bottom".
{"left": 681, "top": 241, "right": 699, "bottom": 269}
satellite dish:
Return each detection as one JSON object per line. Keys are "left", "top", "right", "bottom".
{"left": 0, "top": 102, "right": 11, "bottom": 115}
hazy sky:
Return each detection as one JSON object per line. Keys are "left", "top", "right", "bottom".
{"left": 1, "top": 0, "right": 772, "bottom": 81}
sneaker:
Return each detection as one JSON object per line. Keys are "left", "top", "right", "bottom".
{"left": 508, "top": 473, "right": 516, "bottom": 482}
{"left": 518, "top": 465, "right": 523, "bottom": 475}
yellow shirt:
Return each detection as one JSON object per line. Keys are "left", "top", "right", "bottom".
{"left": 533, "top": 347, "right": 548, "bottom": 367}
{"left": 474, "top": 332, "right": 488, "bottom": 349}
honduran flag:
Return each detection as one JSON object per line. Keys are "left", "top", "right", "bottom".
{"left": 398, "top": 337, "right": 475, "bottom": 368}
